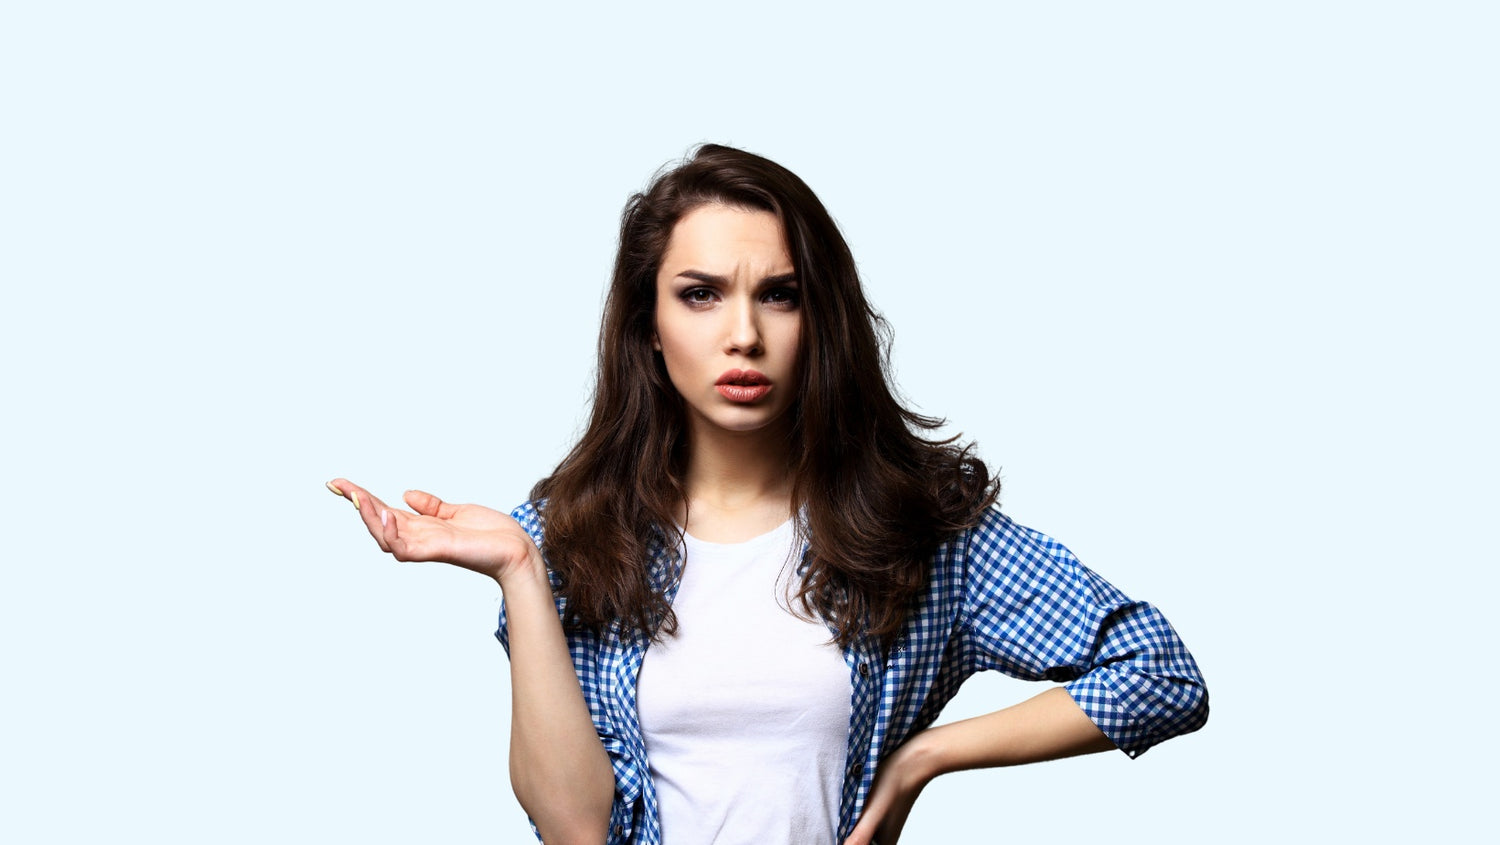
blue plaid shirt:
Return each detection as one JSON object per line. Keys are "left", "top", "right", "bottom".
{"left": 497, "top": 503, "right": 1208, "bottom": 844}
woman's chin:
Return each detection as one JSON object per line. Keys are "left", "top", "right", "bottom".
{"left": 688, "top": 406, "right": 793, "bottom": 438}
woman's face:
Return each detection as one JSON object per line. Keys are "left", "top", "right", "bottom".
{"left": 653, "top": 203, "right": 802, "bottom": 439}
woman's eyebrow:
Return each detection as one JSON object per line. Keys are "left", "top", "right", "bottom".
{"left": 675, "top": 270, "right": 798, "bottom": 286}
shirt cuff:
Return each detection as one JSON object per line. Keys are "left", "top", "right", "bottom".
{"left": 1064, "top": 664, "right": 1208, "bottom": 759}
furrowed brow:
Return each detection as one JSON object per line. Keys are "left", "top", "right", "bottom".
{"left": 675, "top": 270, "right": 798, "bottom": 287}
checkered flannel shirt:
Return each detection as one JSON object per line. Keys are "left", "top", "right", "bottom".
{"left": 497, "top": 503, "right": 1208, "bottom": 844}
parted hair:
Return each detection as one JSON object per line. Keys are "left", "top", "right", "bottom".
{"left": 531, "top": 143, "right": 998, "bottom": 649}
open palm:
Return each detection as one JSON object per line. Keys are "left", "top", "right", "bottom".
{"left": 328, "top": 478, "right": 539, "bottom": 583}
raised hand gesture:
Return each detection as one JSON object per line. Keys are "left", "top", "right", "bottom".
{"left": 326, "top": 478, "right": 543, "bottom": 586}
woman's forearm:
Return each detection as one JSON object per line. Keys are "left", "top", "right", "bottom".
{"left": 846, "top": 687, "right": 1117, "bottom": 844}
{"left": 499, "top": 557, "right": 614, "bottom": 845}
{"left": 902, "top": 687, "right": 1115, "bottom": 781}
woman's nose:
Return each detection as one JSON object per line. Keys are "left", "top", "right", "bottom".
{"left": 725, "top": 298, "right": 763, "bottom": 356}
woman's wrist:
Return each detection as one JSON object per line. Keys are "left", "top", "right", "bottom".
{"left": 890, "top": 728, "right": 946, "bottom": 787}
{"left": 495, "top": 549, "right": 550, "bottom": 592}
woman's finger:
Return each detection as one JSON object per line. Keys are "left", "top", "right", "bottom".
{"left": 403, "top": 488, "right": 458, "bottom": 520}
{"left": 843, "top": 803, "right": 880, "bottom": 845}
{"left": 339, "top": 482, "right": 395, "bottom": 554}
{"left": 327, "top": 478, "right": 381, "bottom": 514}
{"left": 326, "top": 478, "right": 356, "bottom": 506}
{"left": 356, "top": 490, "right": 393, "bottom": 554}
{"left": 381, "top": 503, "right": 405, "bottom": 560}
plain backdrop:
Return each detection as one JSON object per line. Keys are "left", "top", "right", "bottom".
{"left": 3, "top": 2, "right": 1495, "bottom": 842}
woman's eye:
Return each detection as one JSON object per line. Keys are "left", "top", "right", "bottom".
{"left": 763, "top": 287, "right": 800, "bottom": 307}
{"left": 682, "top": 288, "right": 716, "bottom": 305}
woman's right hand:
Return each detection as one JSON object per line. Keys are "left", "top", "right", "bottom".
{"left": 326, "top": 478, "right": 543, "bottom": 586}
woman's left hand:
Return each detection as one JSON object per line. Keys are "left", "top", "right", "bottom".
{"left": 843, "top": 737, "right": 936, "bottom": 845}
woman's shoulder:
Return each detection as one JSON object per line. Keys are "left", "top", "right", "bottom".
{"left": 509, "top": 499, "right": 547, "bottom": 547}
{"left": 936, "top": 506, "right": 1088, "bottom": 577}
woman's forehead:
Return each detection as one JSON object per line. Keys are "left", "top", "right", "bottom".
{"left": 660, "top": 205, "right": 793, "bottom": 277}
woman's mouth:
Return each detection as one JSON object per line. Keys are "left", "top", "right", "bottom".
{"left": 716, "top": 369, "right": 772, "bottom": 403}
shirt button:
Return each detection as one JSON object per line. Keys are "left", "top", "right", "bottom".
{"left": 613, "top": 823, "right": 624, "bottom": 837}
{"left": 858, "top": 662, "right": 870, "bottom": 677}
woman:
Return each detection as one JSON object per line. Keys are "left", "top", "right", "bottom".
{"left": 328, "top": 144, "right": 1208, "bottom": 845}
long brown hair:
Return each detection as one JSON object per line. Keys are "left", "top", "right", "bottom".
{"left": 532, "top": 144, "right": 997, "bottom": 649}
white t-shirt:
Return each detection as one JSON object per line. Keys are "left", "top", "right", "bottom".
{"left": 636, "top": 519, "right": 853, "bottom": 845}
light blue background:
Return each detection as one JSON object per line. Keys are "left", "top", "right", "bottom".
{"left": 3, "top": 2, "right": 1495, "bottom": 842}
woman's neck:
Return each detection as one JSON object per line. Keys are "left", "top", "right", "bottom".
{"left": 678, "top": 421, "right": 796, "bottom": 543}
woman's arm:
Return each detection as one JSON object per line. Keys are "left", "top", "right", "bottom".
{"left": 497, "top": 550, "right": 615, "bottom": 845}
{"left": 848, "top": 509, "right": 1208, "bottom": 844}
{"left": 843, "top": 687, "right": 1114, "bottom": 845}
{"left": 962, "top": 511, "right": 1209, "bottom": 756}
{"left": 328, "top": 480, "right": 613, "bottom": 845}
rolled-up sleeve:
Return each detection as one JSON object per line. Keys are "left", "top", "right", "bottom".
{"left": 959, "top": 509, "right": 1208, "bottom": 757}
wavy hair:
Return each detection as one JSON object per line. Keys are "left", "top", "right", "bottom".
{"left": 531, "top": 144, "right": 998, "bottom": 649}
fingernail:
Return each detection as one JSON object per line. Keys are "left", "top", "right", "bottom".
{"left": 380, "top": 509, "right": 388, "bottom": 528}
{"left": 325, "top": 481, "right": 344, "bottom": 497}
{"left": 350, "top": 492, "right": 361, "bottom": 512}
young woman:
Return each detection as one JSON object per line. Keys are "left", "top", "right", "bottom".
{"left": 328, "top": 144, "right": 1208, "bottom": 845}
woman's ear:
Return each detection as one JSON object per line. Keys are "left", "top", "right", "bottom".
{"left": 651, "top": 331, "right": 661, "bottom": 351}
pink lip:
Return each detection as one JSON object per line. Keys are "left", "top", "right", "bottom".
{"left": 716, "top": 369, "right": 772, "bottom": 403}
{"left": 717, "top": 383, "right": 772, "bottom": 403}
{"left": 716, "top": 369, "right": 770, "bottom": 386}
